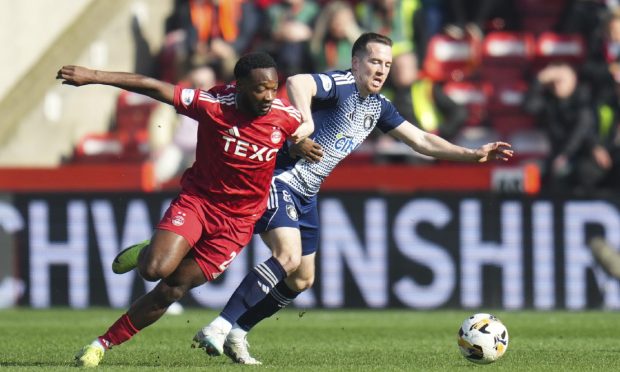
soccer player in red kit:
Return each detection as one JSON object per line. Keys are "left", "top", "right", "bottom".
{"left": 56, "top": 53, "right": 318, "bottom": 367}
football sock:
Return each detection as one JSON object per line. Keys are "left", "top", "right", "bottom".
{"left": 220, "top": 257, "right": 286, "bottom": 324}
{"left": 228, "top": 324, "right": 248, "bottom": 340}
{"left": 236, "top": 280, "right": 300, "bottom": 331}
{"left": 208, "top": 315, "right": 233, "bottom": 333}
{"left": 89, "top": 339, "right": 105, "bottom": 352}
{"left": 99, "top": 313, "right": 138, "bottom": 349}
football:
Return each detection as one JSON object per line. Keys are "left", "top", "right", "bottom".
{"left": 457, "top": 313, "right": 509, "bottom": 364}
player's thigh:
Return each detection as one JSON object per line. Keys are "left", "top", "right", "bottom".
{"left": 141, "top": 228, "right": 192, "bottom": 276}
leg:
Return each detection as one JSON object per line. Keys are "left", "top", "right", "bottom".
{"left": 194, "top": 227, "right": 302, "bottom": 357}
{"left": 75, "top": 257, "right": 206, "bottom": 367}
{"left": 221, "top": 253, "right": 315, "bottom": 365}
{"left": 589, "top": 237, "right": 620, "bottom": 278}
{"left": 137, "top": 229, "right": 193, "bottom": 281}
{"left": 112, "top": 230, "right": 192, "bottom": 280}
{"left": 238, "top": 252, "right": 316, "bottom": 331}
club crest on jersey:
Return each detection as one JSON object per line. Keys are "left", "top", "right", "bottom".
{"left": 172, "top": 211, "right": 186, "bottom": 226}
{"left": 286, "top": 204, "right": 298, "bottom": 221}
{"left": 363, "top": 114, "right": 374, "bottom": 130}
{"left": 181, "top": 89, "right": 194, "bottom": 105}
{"left": 271, "top": 128, "right": 282, "bottom": 144}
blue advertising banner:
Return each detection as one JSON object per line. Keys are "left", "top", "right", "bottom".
{"left": 2, "top": 192, "right": 619, "bottom": 309}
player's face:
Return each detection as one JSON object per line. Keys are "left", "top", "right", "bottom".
{"left": 352, "top": 42, "right": 393, "bottom": 97}
{"left": 237, "top": 68, "right": 279, "bottom": 116}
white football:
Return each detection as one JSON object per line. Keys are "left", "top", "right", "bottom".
{"left": 457, "top": 313, "right": 509, "bottom": 364}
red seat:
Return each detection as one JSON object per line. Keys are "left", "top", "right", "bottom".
{"left": 443, "top": 81, "right": 491, "bottom": 127}
{"left": 490, "top": 114, "right": 536, "bottom": 138}
{"left": 73, "top": 129, "right": 149, "bottom": 163}
{"left": 115, "top": 90, "right": 158, "bottom": 134}
{"left": 481, "top": 32, "right": 535, "bottom": 82}
{"left": 487, "top": 80, "right": 529, "bottom": 114}
{"left": 422, "top": 34, "right": 481, "bottom": 82}
{"left": 533, "top": 32, "right": 586, "bottom": 71}
{"left": 516, "top": 0, "right": 566, "bottom": 34}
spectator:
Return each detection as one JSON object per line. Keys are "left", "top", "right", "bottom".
{"left": 265, "top": 0, "right": 320, "bottom": 76}
{"left": 309, "top": 1, "right": 363, "bottom": 72}
{"left": 161, "top": 0, "right": 261, "bottom": 82}
{"left": 391, "top": 52, "right": 467, "bottom": 140}
{"left": 376, "top": 51, "right": 468, "bottom": 162}
{"left": 523, "top": 62, "right": 604, "bottom": 193}
{"left": 150, "top": 65, "right": 217, "bottom": 185}
{"left": 355, "top": 0, "right": 420, "bottom": 56}
{"left": 443, "top": 0, "right": 520, "bottom": 40}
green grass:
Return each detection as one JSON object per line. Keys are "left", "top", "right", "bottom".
{"left": 0, "top": 309, "right": 619, "bottom": 371}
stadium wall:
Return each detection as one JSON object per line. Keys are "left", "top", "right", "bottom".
{"left": 1, "top": 191, "right": 618, "bottom": 310}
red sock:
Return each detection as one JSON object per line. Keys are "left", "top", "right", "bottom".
{"left": 99, "top": 313, "right": 139, "bottom": 349}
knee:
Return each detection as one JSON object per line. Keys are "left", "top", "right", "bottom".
{"left": 138, "top": 260, "right": 170, "bottom": 282}
{"left": 274, "top": 252, "right": 302, "bottom": 275}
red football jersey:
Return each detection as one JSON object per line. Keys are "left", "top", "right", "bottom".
{"left": 173, "top": 84, "right": 301, "bottom": 219}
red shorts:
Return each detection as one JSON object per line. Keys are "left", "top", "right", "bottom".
{"left": 157, "top": 193, "right": 255, "bottom": 281}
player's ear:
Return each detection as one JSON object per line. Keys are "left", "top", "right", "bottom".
{"left": 351, "top": 55, "right": 360, "bottom": 73}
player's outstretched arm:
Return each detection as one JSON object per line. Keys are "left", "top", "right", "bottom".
{"left": 56, "top": 65, "right": 175, "bottom": 105}
{"left": 287, "top": 74, "right": 317, "bottom": 143}
{"left": 389, "top": 121, "right": 514, "bottom": 162}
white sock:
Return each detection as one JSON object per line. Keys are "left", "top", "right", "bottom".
{"left": 90, "top": 339, "right": 106, "bottom": 352}
{"left": 206, "top": 316, "right": 232, "bottom": 333}
{"left": 228, "top": 324, "right": 248, "bottom": 340}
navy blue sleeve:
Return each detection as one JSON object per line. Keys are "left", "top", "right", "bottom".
{"left": 311, "top": 72, "right": 339, "bottom": 103}
{"left": 377, "top": 95, "right": 406, "bottom": 133}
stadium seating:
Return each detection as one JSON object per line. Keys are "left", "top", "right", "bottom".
{"left": 422, "top": 34, "right": 481, "bottom": 82}
{"left": 73, "top": 91, "right": 155, "bottom": 163}
{"left": 480, "top": 31, "right": 535, "bottom": 82}
{"left": 443, "top": 81, "right": 491, "bottom": 127}
{"left": 515, "top": 0, "right": 567, "bottom": 35}
{"left": 532, "top": 32, "right": 586, "bottom": 71}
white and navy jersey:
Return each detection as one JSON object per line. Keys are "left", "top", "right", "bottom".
{"left": 274, "top": 70, "right": 405, "bottom": 198}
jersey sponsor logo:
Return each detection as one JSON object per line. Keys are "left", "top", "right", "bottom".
{"left": 334, "top": 133, "right": 360, "bottom": 154}
{"left": 171, "top": 211, "right": 186, "bottom": 226}
{"left": 181, "top": 89, "right": 195, "bottom": 105}
{"left": 319, "top": 74, "right": 333, "bottom": 91}
{"left": 363, "top": 114, "right": 375, "bottom": 130}
{"left": 271, "top": 128, "right": 282, "bottom": 144}
{"left": 222, "top": 135, "right": 279, "bottom": 161}
{"left": 286, "top": 204, "right": 299, "bottom": 221}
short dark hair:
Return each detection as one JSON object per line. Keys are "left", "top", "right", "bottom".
{"left": 234, "top": 52, "right": 277, "bottom": 80}
{"left": 351, "top": 32, "right": 393, "bottom": 58}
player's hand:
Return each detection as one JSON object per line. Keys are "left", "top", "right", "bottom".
{"left": 289, "top": 138, "right": 323, "bottom": 163}
{"left": 56, "top": 65, "right": 96, "bottom": 86}
{"left": 290, "top": 120, "right": 314, "bottom": 143}
{"left": 476, "top": 142, "right": 513, "bottom": 162}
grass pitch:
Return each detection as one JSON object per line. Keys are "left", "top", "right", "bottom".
{"left": 1, "top": 308, "right": 619, "bottom": 371}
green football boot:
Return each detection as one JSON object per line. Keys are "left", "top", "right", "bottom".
{"left": 112, "top": 239, "right": 150, "bottom": 274}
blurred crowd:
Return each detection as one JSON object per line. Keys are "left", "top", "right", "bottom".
{"left": 74, "top": 0, "right": 620, "bottom": 194}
